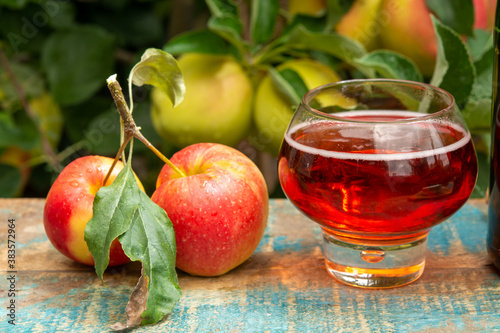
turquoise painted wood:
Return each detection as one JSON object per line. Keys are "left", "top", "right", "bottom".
{"left": 0, "top": 198, "right": 499, "bottom": 332}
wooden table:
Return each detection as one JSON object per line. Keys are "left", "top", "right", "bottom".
{"left": 0, "top": 198, "right": 499, "bottom": 332}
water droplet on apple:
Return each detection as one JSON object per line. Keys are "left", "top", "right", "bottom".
{"left": 70, "top": 181, "right": 79, "bottom": 187}
{"left": 86, "top": 168, "right": 93, "bottom": 173}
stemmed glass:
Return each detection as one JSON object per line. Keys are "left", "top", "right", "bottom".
{"left": 278, "top": 79, "right": 478, "bottom": 288}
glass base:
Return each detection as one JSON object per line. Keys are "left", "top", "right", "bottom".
{"left": 322, "top": 231, "right": 428, "bottom": 289}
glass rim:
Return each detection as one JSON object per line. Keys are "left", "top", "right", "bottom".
{"left": 301, "top": 78, "right": 457, "bottom": 124}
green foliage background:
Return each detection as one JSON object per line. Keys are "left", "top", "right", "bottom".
{"left": 0, "top": 0, "right": 210, "bottom": 197}
{"left": 0, "top": 0, "right": 494, "bottom": 198}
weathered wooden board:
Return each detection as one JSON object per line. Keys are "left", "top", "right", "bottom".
{"left": 0, "top": 198, "right": 499, "bottom": 332}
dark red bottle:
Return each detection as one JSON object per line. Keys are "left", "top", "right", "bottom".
{"left": 487, "top": 3, "right": 500, "bottom": 269}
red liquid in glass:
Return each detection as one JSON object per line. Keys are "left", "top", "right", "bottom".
{"left": 278, "top": 111, "right": 478, "bottom": 238}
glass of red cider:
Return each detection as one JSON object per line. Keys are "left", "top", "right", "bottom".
{"left": 278, "top": 79, "right": 478, "bottom": 288}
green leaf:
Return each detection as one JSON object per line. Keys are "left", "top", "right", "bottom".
{"left": 470, "top": 47, "right": 494, "bottom": 101}
{"left": 467, "top": 29, "right": 494, "bottom": 61}
{"left": 41, "top": 26, "right": 115, "bottom": 106}
{"left": 128, "top": 48, "right": 185, "bottom": 108}
{"left": 462, "top": 98, "right": 491, "bottom": 133}
{"left": 163, "top": 29, "right": 238, "bottom": 57}
{"left": 250, "top": 0, "right": 279, "bottom": 45}
{"left": 0, "top": 63, "right": 45, "bottom": 103}
{"left": 0, "top": 111, "right": 39, "bottom": 150}
{"left": 0, "top": 164, "right": 21, "bottom": 198}
{"left": 325, "top": 0, "right": 354, "bottom": 31}
{"left": 47, "top": 1, "right": 75, "bottom": 29}
{"left": 98, "top": 0, "right": 129, "bottom": 11}
{"left": 118, "top": 191, "right": 181, "bottom": 325}
{"left": 287, "top": 25, "right": 366, "bottom": 60}
{"left": 0, "top": 4, "right": 50, "bottom": 54}
{"left": 283, "top": 14, "right": 328, "bottom": 34}
{"left": 91, "top": 7, "right": 163, "bottom": 48}
{"left": 204, "top": 0, "right": 245, "bottom": 56}
{"left": 0, "top": 0, "right": 34, "bottom": 9}
{"left": 471, "top": 147, "right": 489, "bottom": 198}
{"left": 462, "top": 32, "right": 493, "bottom": 134}
{"left": 281, "top": 14, "right": 326, "bottom": 38}
{"left": 85, "top": 162, "right": 181, "bottom": 327}
{"left": 268, "top": 67, "right": 308, "bottom": 106}
{"left": 205, "top": 0, "right": 238, "bottom": 16}
{"left": 60, "top": 96, "right": 113, "bottom": 146}
{"left": 430, "top": 16, "right": 475, "bottom": 108}
{"left": 208, "top": 14, "right": 246, "bottom": 54}
{"left": 85, "top": 162, "right": 141, "bottom": 279}
{"left": 426, "top": 0, "right": 474, "bottom": 36}
{"left": 354, "top": 50, "right": 424, "bottom": 82}
{"left": 310, "top": 50, "right": 344, "bottom": 71}
{"left": 285, "top": 26, "right": 370, "bottom": 75}
{"left": 251, "top": 20, "right": 327, "bottom": 65}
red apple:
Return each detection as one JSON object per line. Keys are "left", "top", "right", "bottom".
{"left": 151, "top": 143, "right": 269, "bottom": 277}
{"left": 43, "top": 155, "right": 144, "bottom": 266}
{"left": 379, "top": 0, "right": 437, "bottom": 76}
{"left": 473, "top": 0, "right": 497, "bottom": 31}
{"left": 378, "top": 0, "right": 497, "bottom": 77}
{"left": 335, "top": 0, "right": 384, "bottom": 51}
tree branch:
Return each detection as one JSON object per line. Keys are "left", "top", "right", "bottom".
{"left": 106, "top": 75, "right": 186, "bottom": 178}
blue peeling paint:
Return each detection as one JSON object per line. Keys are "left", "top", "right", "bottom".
{"left": 1, "top": 272, "right": 499, "bottom": 332}
{"left": 0, "top": 283, "right": 131, "bottom": 333}
{"left": 17, "top": 236, "right": 46, "bottom": 249}
{"left": 428, "top": 204, "right": 488, "bottom": 254}
{"left": 0, "top": 208, "right": 13, "bottom": 215}
{"left": 272, "top": 236, "right": 303, "bottom": 252}
{"left": 1, "top": 200, "right": 498, "bottom": 332}
{"left": 453, "top": 205, "right": 487, "bottom": 253}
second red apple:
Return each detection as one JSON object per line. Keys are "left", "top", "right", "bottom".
{"left": 151, "top": 143, "right": 269, "bottom": 277}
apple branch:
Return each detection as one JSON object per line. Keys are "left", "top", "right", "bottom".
{"left": 102, "top": 135, "right": 132, "bottom": 186}
{"left": 235, "top": 0, "right": 250, "bottom": 42}
{"left": 106, "top": 75, "right": 187, "bottom": 178}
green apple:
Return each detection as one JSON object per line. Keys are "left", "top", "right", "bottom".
{"left": 151, "top": 53, "right": 253, "bottom": 148}
{"left": 288, "top": 0, "right": 326, "bottom": 17}
{"left": 251, "top": 58, "right": 342, "bottom": 156}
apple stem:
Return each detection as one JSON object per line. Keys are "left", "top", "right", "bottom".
{"left": 133, "top": 130, "right": 187, "bottom": 177}
{"left": 103, "top": 134, "right": 132, "bottom": 186}
{"left": 106, "top": 75, "right": 187, "bottom": 178}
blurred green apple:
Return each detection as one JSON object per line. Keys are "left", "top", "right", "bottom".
{"left": 288, "top": 0, "right": 326, "bottom": 17}
{"left": 151, "top": 53, "right": 253, "bottom": 148}
{"left": 251, "top": 58, "right": 342, "bottom": 156}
